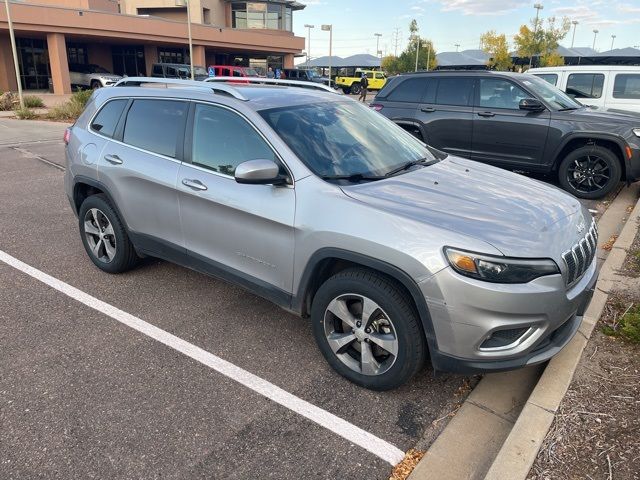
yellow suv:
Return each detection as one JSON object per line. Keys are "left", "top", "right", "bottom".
{"left": 335, "top": 69, "right": 387, "bottom": 94}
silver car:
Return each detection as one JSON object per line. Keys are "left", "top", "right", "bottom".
{"left": 64, "top": 79, "right": 597, "bottom": 390}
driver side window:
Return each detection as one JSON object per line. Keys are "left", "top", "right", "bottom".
{"left": 191, "top": 104, "right": 277, "bottom": 176}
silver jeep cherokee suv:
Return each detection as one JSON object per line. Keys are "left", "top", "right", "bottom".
{"left": 64, "top": 78, "right": 598, "bottom": 390}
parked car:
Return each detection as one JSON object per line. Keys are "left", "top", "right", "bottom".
{"left": 69, "top": 63, "right": 122, "bottom": 89}
{"left": 208, "top": 65, "right": 262, "bottom": 78}
{"left": 528, "top": 66, "right": 640, "bottom": 113}
{"left": 282, "top": 68, "right": 330, "bottom": 85}
{"left": 336, "top": 69, "right": 387, "bottom": 94}
{"left": 151, "top": 63, "right": 208, "bottom": 81}
{"left": 371, "top": 70, "right": 640, "bottom": 199}
{"left": 65, "top": 78, "right": 598, "bottom": 390}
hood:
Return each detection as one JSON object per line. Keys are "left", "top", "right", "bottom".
{"left": 554, "top": 106, "right": 640, "bottom": 124}
{"left": 341, "top": 156, "right": 585, "bottom": 258}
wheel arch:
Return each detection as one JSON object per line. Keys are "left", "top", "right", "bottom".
{"left": 293, "top": 248, "right": 438, "bottom": 352}
{"left": 73, "top": 176, "right": 129, "bottom": 229}
{"left": 552, "top": 134, "right": 628, "bottom": 181}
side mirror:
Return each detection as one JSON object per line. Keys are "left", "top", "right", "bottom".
{"left": 234, "top": 159, "right": 287, "bottom": 185}
{"left": 519, "top": 98, "right": 545, "bottom": 112}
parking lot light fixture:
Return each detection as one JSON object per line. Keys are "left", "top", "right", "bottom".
{"left": 176, "top": 0, "right": 194, "bottom": 80}
{"left": 610, "top": 34, "right": 616, "bottom": 51}
{"left": 529, "top": 3, "right": 544, "bottom": 69}
{"left": 592, "top": 29, "right": 599, "bottom": 50}
{"left": 374, "top": 33, "right": 382, "bottom": 59}
{"left": 304, "top": 24, "right": 315, "bottom": 68}
{"left": 321, "top": 24, "right": 332, "bottom": 86}
{"left": 4, "top": 0, "right": 24, "bottom": 108}
{"left": 571, "top": 20, "right": 578, "bottom": 48}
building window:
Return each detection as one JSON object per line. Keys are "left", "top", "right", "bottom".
{"left": 231, "top": 2, "right": 292, "bottom": 31}
{"left": 111, "top": 45, "right": 146, "bottom": 77}
{"left": 17, "top": 38, "right": 51, "bottom": 90}
{"left": 159, "top": 48, "right": 188, "bottom": 64}
{"left": 67, "top": 43, "right": 88, "bottom": 65}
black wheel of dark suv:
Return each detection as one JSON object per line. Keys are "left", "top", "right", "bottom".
{"left": 311, "top": 268, "right": 426, "bottom": 390}
{"left": 558, "top": 145, "right": 621, "bottom": 199}
{"left": 78, "top": 194, "right": 139, "bottom": 273}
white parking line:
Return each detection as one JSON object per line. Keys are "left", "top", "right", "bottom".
{"left": 0, "top": 249, "right": 406, "bottom": 466}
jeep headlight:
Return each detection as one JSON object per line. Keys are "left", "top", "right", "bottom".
{"left": 444, "top": 247, "right": 560, "bottom": 283}
{"left": 633, "top": 128, "right": 640, "bottom": 137}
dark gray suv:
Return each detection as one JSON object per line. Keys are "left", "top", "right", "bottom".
{"left": 372, "top": 71, "right": 640, "bottom": 199}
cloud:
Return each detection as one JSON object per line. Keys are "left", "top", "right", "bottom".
{"left": 617, "top": 3, "right": 640, "bottom": 14}
{"left": 434, "top": 0, "right": 529, "bottom": 16}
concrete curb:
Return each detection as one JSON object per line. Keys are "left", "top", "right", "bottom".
{"left": 484, "top": 187, "right": 640, "bottom": 480}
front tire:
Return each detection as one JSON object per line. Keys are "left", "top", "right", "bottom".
{"left": 90, "top": 80, "right": 102, "bottom": 90}
{"left": 311, "top": 268, "right": 426, "bottom": 390}
{"left": 558, "top": 145, "right": 621, "bottom": 199}
{"left": 78, "top": 194, "right": 139, "bottom": 273}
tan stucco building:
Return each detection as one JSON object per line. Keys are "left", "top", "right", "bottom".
{"left": 0, "top": 0, "right": 305, "bottom": 94}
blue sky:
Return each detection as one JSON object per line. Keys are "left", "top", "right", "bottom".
{"left": 293, "top": 0, "right": 640, "bottom": 59}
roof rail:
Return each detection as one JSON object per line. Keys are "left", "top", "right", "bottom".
{"left": 112, "top": 77, "right": 248, "bottom": 101}
{"left": 204, "top": 76, "right": 338, "bottom": 94}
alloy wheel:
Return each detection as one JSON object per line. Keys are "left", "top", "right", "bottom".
{"left": 83, "top": 208, "right": 117, "bottom": 263}
{"left": 567, "top": 155, "right": 611, "bottom": 194}
{"left": 323, "top": 294, "right": 399, "bottom": 376}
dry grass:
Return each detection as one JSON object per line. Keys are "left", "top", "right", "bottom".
{"left": 389, "top": 449, "right": 426, "bottom": 480}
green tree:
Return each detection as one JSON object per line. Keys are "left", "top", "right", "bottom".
{"left": 514, "top": 16, "right": 570, "bottom": 68}
{"left": 480, "top": 30, "right": 513, "bottom": 71}
{"left": 382, "top": 20, "right": 437, "bottom": 74}
{"left": 540, "top": 51, "right": 565, "bottom": 67}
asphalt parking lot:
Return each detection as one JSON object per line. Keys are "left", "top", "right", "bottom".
{"left": 0, "top": 118, "right": 469, "bottom": 479}
{"left": 0, "top": 117, "right": 619, "bottom": 479}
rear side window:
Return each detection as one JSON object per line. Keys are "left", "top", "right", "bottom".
{"left": 566, "top": 73, "right": 604, "bottom": 99}
{"left": 91, "top": 99, "right": 127, "bottom": 138}
{"left": 533, "top": 73, "right": 558, "bottom": 86}
{"left": 613, "top": 74, "right": 640, "bottom": 99}
{"left": 152, "top": 65, "right": 163, "bottom": 76}
{"left": 233, "top": 69, "right": 243, "bottom": 77}
{"left": 123, "top": 99, "right": 188, "bottom": 157}
{"left": 387, "top": 78, "right": 432, "bottom": 103}
{"left": 435, "top": 78, "right": 474, "bottom": 106}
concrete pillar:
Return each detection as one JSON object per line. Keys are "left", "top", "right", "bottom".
{"left": 192, "top": 45, "right": 206, "bottom": 67}
{"left": 143, "top": 44, "right": 157, "bottom": 77}
{"left": 47, "top": 33, "right": 71, "bottom": 94}
{"left": 0, "top": 35, "right": 18, "bottom": 92}
{"left": 283, "top": 53, "right": 294, "bottom": 69}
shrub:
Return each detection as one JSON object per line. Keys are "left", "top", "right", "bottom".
{"left": 47, "top": 89, "right": 93, "bottom": 121}
{"left": 0, "top": 92, "right": 16, "bottom": 111}
{"left": 603, "top": 304, "right": 640, "bottom": 344}
{"left": 14, "top": 107, "right": 37, "bottom": 120}
{"left": 23, "top": 95, "right": 44, "bottom": 108}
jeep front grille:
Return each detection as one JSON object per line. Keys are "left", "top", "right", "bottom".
{"left": 562, "top": 221, "right": 598, "bottom": 285}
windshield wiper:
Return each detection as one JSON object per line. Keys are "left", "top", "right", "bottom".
{"left": 384, "top": 158, "right": 433, "bottom": 177}
{"left": 320, "top": 173, "right": 385, "bottom": 183}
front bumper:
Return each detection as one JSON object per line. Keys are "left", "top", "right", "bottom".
{"left": 420, "top": 258, "right": 598, "bottom": 374}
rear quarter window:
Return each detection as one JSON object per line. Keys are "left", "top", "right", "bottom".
{"left": 613, "top": 74, "right": 640, "bottom": 99}
{"left": 90, "top": 99, "right": 128, "bottom": 138}
{"left": 387, "top": 77, "right": 433, "bottom": 103}
{"left": 566, "top": 73, "right": 604, "bottom": 99}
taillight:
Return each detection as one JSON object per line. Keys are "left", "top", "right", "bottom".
{"left": 63, "top": 127, "right": 71, "bottom": 145}
{"left": 370, "top": 104, "right": 383, "bottom": 112}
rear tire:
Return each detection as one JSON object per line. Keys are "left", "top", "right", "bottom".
{"left": 558, "top": 145, "right": 621, "bottom": 199}
{"left": 311, "top": 268, "right": 426, "bottom": 390}
{"left": 350, "top": 83, "right": 362, "bottom": 95}
{"left": 78, "top": 194, "right": 139, "bottom": 274}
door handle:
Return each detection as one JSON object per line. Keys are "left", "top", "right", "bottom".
{"left": 420, "top": 107, "right": 435, "bottom": 113}
{"left": 477, "top": 111, "right": 495, "bottom": 118}
{"left": 182, "top": 178, "right": 208, "bottom": 191}
{"left": 104, "top": 154, "right": 123, "bottom": 165}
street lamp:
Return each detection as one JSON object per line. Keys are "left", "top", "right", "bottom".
{"left": 571, "top": 20, "right": 578, "bottom": 48}
{"left": 455, "top": 43, "right": 460, "bottom": 52}
{"left": 304, "top": 24, "right": 314, "bottom": 68}
{"left": 321, "top": 24, "right": 333, "bottom": 87}
{"left": 610, "top": 34, "right": 616, "bottom": 51}
{"left": 176, "top": 0, "right": 194, "bottom": 80}
{"left": 592, "top": 29, "right": 599, "bottom": 50}
{"left": 529, "top": 3, "right": 544, "bottom": 69}
{"left": 374, "top": 33, "right": 382, "bottom": 58}
{"left": 3, "top": 0, "right": 24, "bottom": 108}
{"left": 415, "top": 38, "right": 420, "bottom": 72}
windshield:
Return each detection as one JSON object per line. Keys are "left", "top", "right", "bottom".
{"left": 88, "top": 65, "right": 110, "bottom": 74}
{"left": 260, "top": 101, "right": 436, "bottom": 179}
{"left": 522, "top": 75, "right": 582, "bottom": 110}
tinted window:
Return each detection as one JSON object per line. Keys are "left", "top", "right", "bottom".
{"left": 233, "top": 69, "right": 243, "bottom": 77}
{"left": 387, "top": 78, "right": 429, "bottom": 103}
{"left": 192, "top": 104, "right": 276, "bottom": 175}
{"left": 533, "top": 73, "right": 558, "bottom": 86}
{"left": 478, "top": 78, "right": 529, "bottom": 109}
{"left": 91, "top": 99, "right": 127, "bottom": 138}
{"left": 375, "top": 73, "right": 384, "bottom": 79}
{"left": 435, "top": 78, "right": 474, "bottom": 106}
{"left": 613, "top": 74, "right": 640, "bottom": 99}
{"left": 566, "top": 73, "right": 604, "bottom": 99}
{"left": 152, "top": 65, "right": 163, "bottom": 75}
{"left": 123, "top": 100, "right": 187, "bottom": 157}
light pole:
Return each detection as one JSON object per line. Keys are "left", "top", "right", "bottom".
{"left": 455, "top": 43, "right": 460, "bottom": 52}
{"left": 321, "top": 24, "right": 332, "bottom": 87}
{"left": 415, "top": 38, "right": 420, "bottom": 72}
{"left": 426, "top": 42, "right": 431, "bottom": 71}
{"left": 4, "top": 0, "right": 24, "bottom": 108}
{"left": 529, "top": 3, "right": 544, "bottom": 69}
{"left": 610, "top": 34, "right": 616, "bottom": 51}
{"left": 304, "top": 24, "right": 314, "bottom": 68}
{"left": 176, "top": 0, "right": 194, "bottom": 79}
{"left": 592, "top": 29, "right": 599, "bottom": 50}
{"left": 571, "top": 20, "right": 578, "bottom": 48}
{"left": 374, "top": 33, "right": 382, "bottom": 58}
